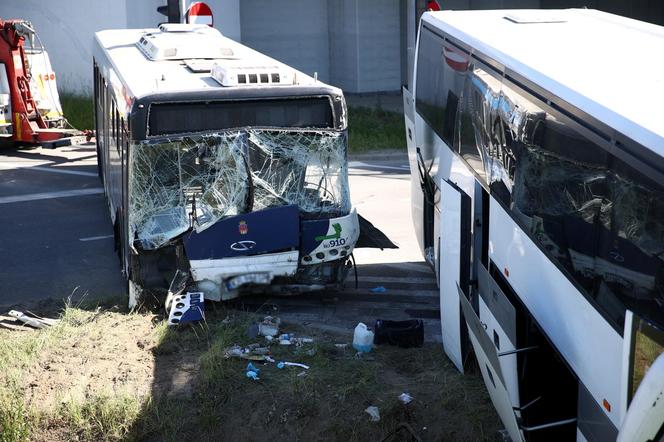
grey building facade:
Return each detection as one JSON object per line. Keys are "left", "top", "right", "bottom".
{"left": 239, "top": 0, "right": 664, "bottom": 94}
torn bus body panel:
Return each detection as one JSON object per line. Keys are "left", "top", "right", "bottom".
{"left": 301, "top": 211, "right": 360, "bottom": 265}
{"left": 127, "top": 128, "right": 360, "bottom": 301}
{"left": 185, "top": 208, "right": 360, "bottom": 300}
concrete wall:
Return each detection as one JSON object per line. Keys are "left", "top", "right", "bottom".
{"left": 197, "top": 0, "right": 241, "bottom": 42}
{"left": 240, "top": 0, "right": 330, "bottom": 82}
{"left": 1, "top": 0, "right": 127, "bottom": 94}
{"left": 356, "top": 1, "right": 402, "bottom": 92}
{"left": 241, "top": 0, "right": 403, "bottom": 93}
{"left": 328, "top": 0, "right": 361, "bottom": 92}
{"left": 2, "top": 0, "right": 548, "bottom": 95}
{"left": 0, "top": 0, "right": 241, "bottom": 94}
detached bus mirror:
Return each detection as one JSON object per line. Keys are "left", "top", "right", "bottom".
{"left": 617, "top": 352, "right": 664, "bottom": 442}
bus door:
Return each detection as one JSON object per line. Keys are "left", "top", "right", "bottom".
{"left": 439, "top": 178, "right": 471, "bottom": 372}
{"left": 617, "top": 311, "right": 664, "bottom": 442}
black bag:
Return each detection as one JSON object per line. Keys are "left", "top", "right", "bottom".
{"left": 374, "top": 319, "right": 424, "bottom": 348}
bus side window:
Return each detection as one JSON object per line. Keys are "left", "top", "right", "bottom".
{"left": 489, "top": 80, "right": 664, "bottom": 330}
{"left": 455, "top": 62, "right": 502, "bottom": 185}
{"left": 415, "top": 27, "right": 467, "bottom": 149}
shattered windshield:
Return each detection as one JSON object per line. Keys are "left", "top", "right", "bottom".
{"left": 129, "top": 129, "right": 349, "bottom": 249}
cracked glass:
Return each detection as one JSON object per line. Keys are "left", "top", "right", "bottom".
{"left": 128, "top": 129, "right": 349, "bottom": 250}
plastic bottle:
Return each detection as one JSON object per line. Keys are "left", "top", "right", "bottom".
{"left": 353, "top": 322, "right": 375, "bottom": 353}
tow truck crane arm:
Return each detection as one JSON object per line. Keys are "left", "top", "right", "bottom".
{"left": 0, "top": 19, "right": 78, "bottom": 145}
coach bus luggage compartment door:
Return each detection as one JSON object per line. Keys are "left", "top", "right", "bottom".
{"left": 477, "top": 263, "right": 520, "bottom": 410}
{"left": 438, "top": 179, "right": 471, "bottom": 373}
{"left": 459, "top": 284, "right": 523, "bottom": 442}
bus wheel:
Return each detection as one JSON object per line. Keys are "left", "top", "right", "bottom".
{"left": 126, "top": 254, "right": 143, "bottom": 310}
{"left": 127, "top": 279, "right": 142, "bottom": 310}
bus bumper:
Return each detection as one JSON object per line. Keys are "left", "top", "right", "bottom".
{"left": 184, "top": 209, "right": 360, "bottom": 300}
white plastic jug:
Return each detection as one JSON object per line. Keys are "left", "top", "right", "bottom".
{"left": 353, "top": 322, "right": 374, "bottom": 353}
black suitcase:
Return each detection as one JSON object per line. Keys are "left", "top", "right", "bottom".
{"left": 374, "top": 319, "right": 424, "bottom": 348}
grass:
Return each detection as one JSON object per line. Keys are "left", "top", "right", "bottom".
{"left": 59, "top": 93, "right": 94, "bottom": 130}
{"left": 347, "top": 106, "right": 406, "bottom": 152}
{"left": 57, "top": 395, "right": 142, "bottom": 441}
{"left": 56, "top": 93, "right": 406, "bottom": 152}
{"left": 0, "top": 303, "right": 500, "bottom": 441}
{"left": 0, "top": 303, "right": 94, "bottom": 442}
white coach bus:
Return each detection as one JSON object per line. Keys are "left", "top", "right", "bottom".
{"left": 404, "top": 9, "right": 664, "bottom": 441}
{"left": 92, "top": 24, "right": 384, "bottom": 311}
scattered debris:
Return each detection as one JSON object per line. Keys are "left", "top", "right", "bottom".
{"left": 246, "top": 322, "right": 259, "bottom": 339}
{"left": 278, "top": 333, "right": 292, "bottom": 345}
{"left": 374, "top": 319, "right": 424, "bottom": 348}
{"left": 365, "top": 406, "right": 381, "bottom": 422}
{"left": 398, "top": 392, "right": 414, "bottom": 404}
{"left": 5, "top": 310, "right": 59, "bottom": 330}
{"left": 274, "top": 333, "right": 314, "bottom": 347}
{"left": 277, "top": 361, "right": 310, "bottom": 370}
{"left": 353, "top": 322, "right": 374, "bottom": 353}
{"left": 258, "top": 316, "right": 280, "bottom": 337}
{"left": 246, "top": 362, "right": 261, "bottom": 380}
{"left": 297, "top": 371, "right": 307, "bottom": 377}
{"left": 0, "top": 315, "right": 32, "bottom": 331}
{"left": 224, "top": 344, "right": 272, "bottom": 361}
{"left": 295, "top": 337, "right": 314, "bottom": 345}
{"left": 334, "top": 343, "right": 348, "bottom": 349}
{"left": 167, "top": 292, "right": 205, "bottom": 326}
{"left": 370, "top": 286, "right": 387, "bottom": 293}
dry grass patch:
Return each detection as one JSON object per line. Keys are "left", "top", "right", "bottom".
{"left": 0, "top": 304, "right": 501, "bottom": 441}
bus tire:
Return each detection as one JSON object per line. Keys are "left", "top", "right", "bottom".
{"left": 96, "top": 141, "right": 104, "bottom": 185}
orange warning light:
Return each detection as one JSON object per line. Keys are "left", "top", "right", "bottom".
{"left": 603, "top": 399, "right": 611, "bottom": 412}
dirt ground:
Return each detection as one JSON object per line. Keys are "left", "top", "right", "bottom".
{"left": 1, "top": 305, "right": 501, "bottom": 442}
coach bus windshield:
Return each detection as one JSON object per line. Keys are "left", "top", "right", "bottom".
{"left": 128, "top": 128, "right": 349, "bottom": 250}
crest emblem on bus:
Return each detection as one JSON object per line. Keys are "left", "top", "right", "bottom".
{"left": 239, "top": 220, "right": 248, "bottom": 235}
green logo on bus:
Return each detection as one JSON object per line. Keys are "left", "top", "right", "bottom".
{"left": 315, "top": 223, "right": 342, "bottom": 242}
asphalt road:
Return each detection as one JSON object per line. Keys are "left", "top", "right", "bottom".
{"left": 0, "top": 143, "right": 439, "bottom": 340}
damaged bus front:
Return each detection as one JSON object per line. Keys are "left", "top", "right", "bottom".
{"left": 123, "top": 93, "right": 356, "bottom": 306}
{"left": 95, "top": 25, "right": 394, "bottom": 311}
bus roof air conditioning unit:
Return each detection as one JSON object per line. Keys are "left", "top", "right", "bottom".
{"left": 137, "top": 26, "right": 233, "bottom": 61}
{"left": 210, "top": 63, "right": 294, "bottom": 87}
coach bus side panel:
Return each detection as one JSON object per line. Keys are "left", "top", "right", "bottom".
{"left": 403, "top": 86, "right": 426, "bottom": 257}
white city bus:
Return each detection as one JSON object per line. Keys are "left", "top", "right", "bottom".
{"left": 92, "top": 24, "right": 391, "bottom": 311}
{"left": 404, "top": 9, "right": 664, "bottom": 441}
